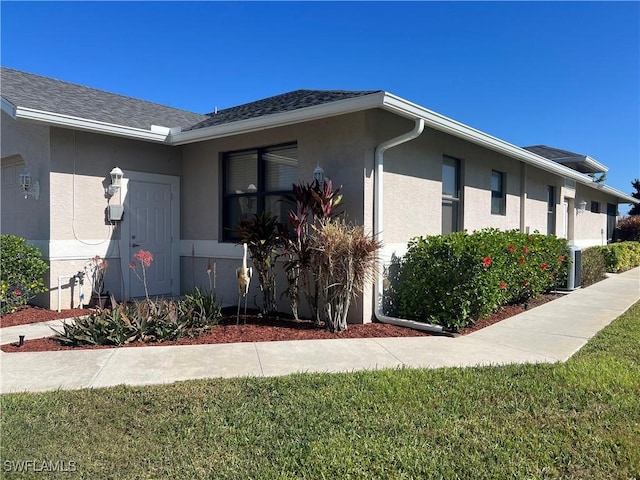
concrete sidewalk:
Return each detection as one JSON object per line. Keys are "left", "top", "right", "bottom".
{"left": 1, "top": 267, "right": 639, "bottom": 394}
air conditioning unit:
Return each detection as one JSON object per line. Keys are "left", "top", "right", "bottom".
{"left": 563, "top": 245, "right": 582, "bottom": 291}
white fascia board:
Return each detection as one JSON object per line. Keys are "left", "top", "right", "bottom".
{"left": 169, "top": 92, "right": 387, "bottom": 145}
{"left": 380, "top": 93, "right": 615, "bottom": 193}
{"left": 554, "top": 155, "right": 608, "bottom": 173}
{"left": 14, "top": 107, "right": 170, "bottom": 143}
{"left": 1, "top": 96, "right": 17, "bottom": 118}
{"left": 582, "top": 156, "right": 609, "bottom": 173}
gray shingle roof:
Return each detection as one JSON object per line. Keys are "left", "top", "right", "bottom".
{"left": 1, "top": 67, "right": 208, "bottom": 130}
{"left": 522, "top": 145, "right": 584, "bottom": 160}
{"left": 186, "top": 89, "right": 383, "bottom": 131}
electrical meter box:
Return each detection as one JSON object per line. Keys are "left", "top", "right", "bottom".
{"left": 107, "top": 204, "right": 124, "bottom": 221}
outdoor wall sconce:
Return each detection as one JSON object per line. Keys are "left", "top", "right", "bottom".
{"left": 106, "top": 167, "right": 124, "bottom": 196}
{"left": 19, "top": 167, "right": 40, "bottom": 200}
{"left": 313, "top": 163, "right": 326, "bottom": 190}
{"left": 247, "top": 183, "right": 257, "bottom": 210}
{"left": 577, "top": 200, "right": 587, "bottom": 214}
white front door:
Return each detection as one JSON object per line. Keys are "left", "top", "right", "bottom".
{"left": 128, "top": 180, "right": 173, "bottom": 298}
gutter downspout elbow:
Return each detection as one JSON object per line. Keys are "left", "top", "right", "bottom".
{"left": 373, "top": 117, "right": 446, "bottom": 334}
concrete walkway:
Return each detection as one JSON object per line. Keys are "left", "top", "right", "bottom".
{"left": 1, "top": 268, "right": 639, "bottom": 394}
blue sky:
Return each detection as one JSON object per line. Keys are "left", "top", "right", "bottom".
{"left": 2, "top": 1, "right": 638, "bottom": 212}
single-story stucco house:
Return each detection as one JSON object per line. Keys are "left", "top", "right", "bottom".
{"left": 1, "top": 67, "right": 637, "bottom": 323}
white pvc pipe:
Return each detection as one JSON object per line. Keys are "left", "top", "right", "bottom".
{"left": 373, "top": 118, "right": 446, "bottom": 334}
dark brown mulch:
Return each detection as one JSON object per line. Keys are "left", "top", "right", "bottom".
{"left": 1, "top": 294, "right": 562, "bottom": 353}
{"left": 0, "top": 306, "right": 94, "bottom": 328}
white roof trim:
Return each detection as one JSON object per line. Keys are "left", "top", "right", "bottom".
{"left": 7, "top": 90, "right": 636, "bottom": 204}
{"left": 581, "top": 156, "right": 608, "bottom": 173}
{"left": 553, "top": 155, "right": 608, "bottom": 173}
{"left": 14, "top": 106, "right": 170, "bottom": 143}
{"left": 380, "top": 93, "right": 636, "bottom": 203}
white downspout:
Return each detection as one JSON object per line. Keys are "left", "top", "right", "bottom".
{"left": 373, "top": 117, "right": 446, "bottom": 334}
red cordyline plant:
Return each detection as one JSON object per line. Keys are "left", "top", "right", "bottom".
{"left": 281, "top": 179, "right": 343, "bottom": 323}
{"left": 129, "top": 249, "right": 153, "bottom": 303}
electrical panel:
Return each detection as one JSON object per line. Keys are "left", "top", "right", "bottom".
{"left": 107, "top": 204, "right": 124, "bottom": 222}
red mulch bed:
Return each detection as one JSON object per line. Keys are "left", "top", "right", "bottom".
{"left": 1, "top": 294, "right": 563, "bottom": 353}
{"left": 0, "top": 306, "right": 94, "bottom": 328}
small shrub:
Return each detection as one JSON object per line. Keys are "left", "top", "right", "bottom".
{"left": 0, "top": 234, "right": 49, "bottom": 314}
{"left": 581, "top": 247, "right": 607, "bottom": 287}
{"left": 615, "top": 215, "right": 640, "bottom": 242}
{"left": 602, "top": 242, "right": 640, "bottom": 273}
{"left": 180, "top": 287, "right": 223, "bottom": 329}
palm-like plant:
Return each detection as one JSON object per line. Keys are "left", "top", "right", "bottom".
{"left": 281, "top": 179, "right": 343, "bottom": 324}
{"left": 235, "top": 212, "right": 282, "bottom": 317}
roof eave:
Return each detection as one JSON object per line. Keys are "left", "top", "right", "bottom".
{"left": 169, "top": 91, "right": 387, "bottom": 145}
{"left": 1, "top": 96, "right": 17, "bottom": 118}
{"left": 554, "top": 155, "right": 608, "bottom": 174}
{"left": 14, "top": 106, "right": 171, "bottom": 143}
{"left": 379, "top": 93, "right": 631, "bottom": 200}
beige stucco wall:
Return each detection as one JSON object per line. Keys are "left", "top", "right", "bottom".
{"left": 45, "top": 128, "right": 182, "bottom": 309}
{"left": 1, "top": 112, "right": 51, "bottom": 240}
{"left": 381, "top": 125, "right": 530, "bottom": 251}
{"left": 181, "top": 112, "right": 374, "bottom": 322}
{"left": 3, "top": 109, "right": 627, "bottom": 315}
{"left": 572, "top": 184, "right": 616, "bottom": 247}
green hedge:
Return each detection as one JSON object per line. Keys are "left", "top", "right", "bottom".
{"left": 582, "top": 242, "right": 640, "bottom": 285}
{"left": 603, "top": 242, "right": 640, "bottom": 273}
{"left": 581, "top": 247, "right": 607, "bottom": 287}
{"left": 395, "top": 229, "right": 569, "bottom": 331}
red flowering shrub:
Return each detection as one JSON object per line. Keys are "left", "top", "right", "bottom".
{"left": 615, "top": 215, "right": 640, "bottom": 242}
{"left": 396, "top": 229, "right": 570, "bottom": 330}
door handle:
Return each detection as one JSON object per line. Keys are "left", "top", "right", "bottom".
{"left": 131, "top": 243, "right": 140, "bottom": 248}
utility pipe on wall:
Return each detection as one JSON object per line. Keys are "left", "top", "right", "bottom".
{"left": 373, "top": 117, "right": 446, "bottom": 334}
{"left": 57, "top": 275, "right": 81, "bottom": 312}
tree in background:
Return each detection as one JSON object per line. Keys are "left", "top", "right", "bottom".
{"left": 629, "top": 178, "right": 640, "bottom": 216}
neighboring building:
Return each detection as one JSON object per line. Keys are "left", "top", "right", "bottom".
{"left": 1, "top": 67, "right": 637, "bottom": 322}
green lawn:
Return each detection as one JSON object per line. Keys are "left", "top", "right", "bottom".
{"left": 2, "top": 302, "right": 639, "bottom": 479}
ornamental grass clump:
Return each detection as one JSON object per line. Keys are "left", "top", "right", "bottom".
{"left": 310, "top": 219, "right": 381, "bottom": 332}
{"left": 396, "top": 229, "right": 570, "bottom": 331}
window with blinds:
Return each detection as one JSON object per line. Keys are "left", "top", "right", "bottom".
{"left": 223, "top": 143, "right": 298, "bottom": 241}
{"left": 442, "top": 156, "right": 462, "bottom": 234}
{"left": 491, "top": 170, "right": 506, "bottom": 215}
